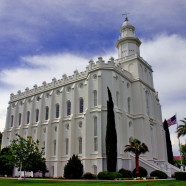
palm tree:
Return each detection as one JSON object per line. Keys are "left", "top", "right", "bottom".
{"left": 176, "top": 118, "right": 186, "bottom": 138}
{"left": 124, "top": 138, "right": 149, "bottom": 177}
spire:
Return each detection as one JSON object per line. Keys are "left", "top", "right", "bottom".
{"left": 115, "top": 15, "right": 141, "bottom": 59}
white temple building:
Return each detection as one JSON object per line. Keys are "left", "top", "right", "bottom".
{"left": 1, "top": 17, "right": 180, "bottom": 177}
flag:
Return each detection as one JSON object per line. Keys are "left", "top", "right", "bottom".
{"left": 167, "top": 115, "right": 177, "bottom": 127}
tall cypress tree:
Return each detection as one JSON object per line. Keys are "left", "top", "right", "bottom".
{"left": 163, "top": 119, "right": 174, "bottom": 165}
{"left": 106, "top": 87, "right": 117, "bottom": 172}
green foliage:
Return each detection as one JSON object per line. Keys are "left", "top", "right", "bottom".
{"left": 173, "top": 160, "right": 181, "bottom": 168}
{"left": 150, "top": 170, "right": 168, "bottom": 179}
{"left": 132, "top": 166, "right": 147, "bottom": 177}
{"left": 82, "top": 172, "right": 94, "bottom": 179}
{"left": 64, "top": 154, "right": 83, "bottom": 179}
{"left": 97, "top": 171, "right": 122, "bottom": 180}
{"left": 0, "top": 147, "right": 14, "bottom": 176}
{"left": 10, "top": 134, "right": 47, "bottom": 177}
{"left": 124, "top": 139, "right": 149, "bottom": 155}
{"left": 106, "top": 87, "right": 117, "bottom": 172}
{"left": 175, "top": 171, "right": 186, "bottom": 180}
{"left": 176, "top": 118, "right": 186, "bottom": 138}
{"left": 124, "top": 138, "right": 148, "bottom": 177}
{"left": 163, "top": 120, "right": 174, "bottom": 165}
{"left": 118, "top": 168, "right": 132, "bottom": 178}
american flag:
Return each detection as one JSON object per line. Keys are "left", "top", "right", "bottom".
{"left": 167, "top": 115, "right": 177, "bottom": 127}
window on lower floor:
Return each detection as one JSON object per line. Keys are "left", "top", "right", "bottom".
{"left": 66, "top": 139, "right": 69, "bottom": 155}
{"left": 79, "top": 137, "right": 82, "bottom": 154}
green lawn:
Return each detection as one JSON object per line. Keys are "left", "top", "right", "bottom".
{"left": 0, "top": 178, "right": 185, "bottom": 186}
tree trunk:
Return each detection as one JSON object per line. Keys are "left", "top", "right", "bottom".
{"left": 24, "top": 170, "right": 26, "bottom": 182}
{"left": 135, "top": 153, "right": 139, "bottom": 177}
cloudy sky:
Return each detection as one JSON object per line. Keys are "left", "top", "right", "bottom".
{"left": 0, "top": 0, "right": 186, "bottom": 155}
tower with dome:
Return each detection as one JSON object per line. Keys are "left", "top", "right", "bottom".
{"left": 1, "top": 17, "right": 179, "bottom": 177}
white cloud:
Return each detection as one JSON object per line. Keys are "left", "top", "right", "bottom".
{"left": 0, "top": 34, "right": 186, "bottom": 155}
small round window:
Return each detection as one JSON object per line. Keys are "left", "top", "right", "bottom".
{"left": 79, "top": 122, "right": 82, "bottom": 128}
{"left": 79, "top": 83, "right": 83, "bottom": 88}
{"left": 66, "top": 124, "right": 69, "bottom": 130}
{"left": 46, "top": 92, "right": 50, "bottom": 98}
{"left": 36, "top": 96, "right": 40, "bottom": 101}
{"left": 92, "top": 74, "right": 97, "bottom": 79}
{"left": 56, "top": 89, "right": 60, "bottom": 95}
{"left": 67, "top": 86, "right": 71, "bottom": 92}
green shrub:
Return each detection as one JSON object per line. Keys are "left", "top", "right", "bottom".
{"left": 97, "top": 171, "right": 122, "bottom": 180}
{"left": 132, "top": 166, "right": 147, "bottom": 177}
{"left": 64, "top": 154, "right": 83, "bottom": 179}
{"left": 118, "top": 168, "right": 132, "bottom": 178}
{"left": 150, "top": 170, "right": 168, "bottom": 179}
{"left": 83, "top": 172, "right": 94, "bottom": 179}
{"left": 175, "top": 172, "right": 186, "bottom": 180}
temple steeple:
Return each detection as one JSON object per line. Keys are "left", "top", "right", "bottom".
{"left": 116, "top": 17, "right": 141, "bottom": 58}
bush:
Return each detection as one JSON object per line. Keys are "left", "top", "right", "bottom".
{"left": 83, "top": 172, "right": 94, "bottom": 179}
{"left": 64, "top": 154, "right": 83, "bottom": 179}
{"left": 175, "top": 172, "right": 186, "bottom": 180}
{"left": 118, "top": 168, "right": 132, "bottom": 178}
{"left": 132, "top": 166, "right": 147, "bottom": 177}
{"left": 97, "top": 171, "right": 122, "bottom": 180}
{"left": 150, "top": 170, "right": 168, "bottom": 179}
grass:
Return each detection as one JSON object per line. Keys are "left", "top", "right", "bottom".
{"left": 0, "top": 177, "right": 186, "bottom": 186}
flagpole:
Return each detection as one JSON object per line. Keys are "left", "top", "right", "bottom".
{"left": 176, "top": 112, "right": 183, "bottom": 170}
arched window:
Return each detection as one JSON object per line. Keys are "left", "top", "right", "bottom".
{"left": 56, "top": 104, "right": 59, "bottom": 118}
{"left": 53, "top": 140, "right": 56, "bottom": 156}
{"left": 66, "top": 139, "right": 69, "bottom": 155}
{"left": 42, "top": 141, "right": 45, "bottom": 155}
{"left": 94, "top": 116, "right": 98, "bottom": 151}
{"left": 67, "top": 101, "right": 71, "bottom": 116}
{"left": 145, "top": 91, "right": 150, "bottom": 116}
{"left": 93, "top": 90, "right": 97, "bottom": 106}
{"left": 45, "top": 106, "right": 49, "bottom": 120}
{"left": 11, "top": 115, "right": 14, "bottom": 127}
{"left": 79, "top": 98, "right": 84, "bottom": 113}
{"left": 129, "top": 121, "right": 132, "bottom": 128}
{"left": 79, "top": 137, "right": 82, "bottom": 154}
{"left": 94, "top": 117, "right": 97, "bottom": 136}
{"left": 36, "top": 109, "right": 39, "bottom": 122}
{"left": 94, "top": 138, "right": 98, "bottom": 151}
{"left": 116, "top": 92, "right": 119, "bottom": 107}
{"left": 93, "top": 165, "right": 97, "bottom": 174}
{"left": 27, "top": 111, "right": 30, "bottom": 124}
{"left": 18, "top": 113, "right": 21, "bottom": 126}
{"left": 127, "top": 97, "right": 131, "bottom": 113}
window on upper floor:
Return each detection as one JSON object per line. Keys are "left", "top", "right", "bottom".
{"left": 45, "top": 106, "right": 49, "bottom": 120}
{"left": 27, "top": 111, "right": 30, "bottom": 124}
{"left": 94, "top": 117, "right": 97, "bottom": 137}
{"left": 116, "top": 91, "right": 119, "bottom": 107}
{"left": 11, "top": 115, "right": 14, "bottom": 127}
{"left": 67, "top": 101, "right": 71, "bottom": 116}
{"left": 128, "top": 97, "right": 131, "bottom": 113}
{"left": 36, "top": 109, "right": 39, "bottom": 122}
{"left": 79, "top": 98, "right": 84, "bottom": 113}
{"left": 145, "top": 90, "right": 150, "bottom": 116}
{"left": 18, "top": 113, "right": 21, "bottom": 126}
{"left": 93, "top": 90, "right": 97, "bottom": 106}
{"left": 56, "top": 104, "right": 59, "bottom": 118}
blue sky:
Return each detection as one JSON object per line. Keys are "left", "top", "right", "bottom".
{"left": 0, "top": 0, "right": 186, "bottom": 155}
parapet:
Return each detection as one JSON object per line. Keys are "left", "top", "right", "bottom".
{"left": 10, "top": 57, "right": 131, "bottom": 102}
